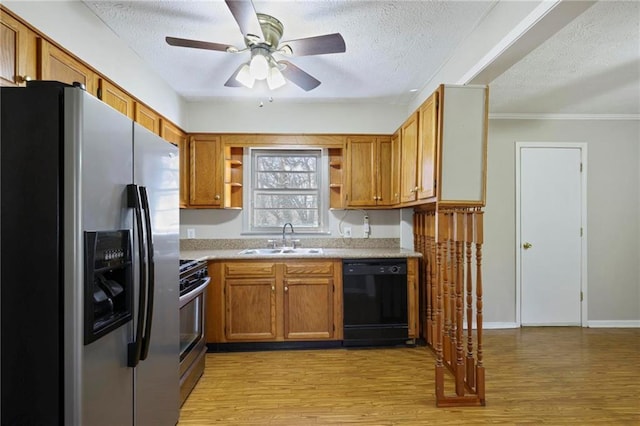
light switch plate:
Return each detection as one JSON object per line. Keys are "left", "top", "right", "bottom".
{"left": 187, "top": 228, "right": 196, "bottom": 239}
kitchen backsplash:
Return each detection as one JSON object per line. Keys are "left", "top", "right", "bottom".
{"left": 180, "top": 238, "right": 400, "bottom": 251}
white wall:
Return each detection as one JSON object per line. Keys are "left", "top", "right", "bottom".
{"left": 485, "top": 118, "right": 640, "bottom": 324}
{"left": 180, "top": 208, "right": 400, "bottom": 240}
{"left": 4, "top": 1, "right": 186, "bottom": 127}
{"left": 186, "top": 99, "right": 406, "bottom": 134}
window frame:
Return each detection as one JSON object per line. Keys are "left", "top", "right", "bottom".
{"left": 242, "top": 147, "right": 329, "bottom": 234}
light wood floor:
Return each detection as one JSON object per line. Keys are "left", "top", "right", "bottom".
{"left": 179, "top": 327, "right": 640, "bottom": 425}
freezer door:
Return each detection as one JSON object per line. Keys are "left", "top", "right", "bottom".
{"left": 63, "top": 88, "right": 135, "bottom": 425}
{"left": 132, "top": 123, "right": 180, "bottom": 425}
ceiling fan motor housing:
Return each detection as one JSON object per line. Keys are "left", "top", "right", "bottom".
{"left": 248, "top": 13, "right": 284, "bottom": 49}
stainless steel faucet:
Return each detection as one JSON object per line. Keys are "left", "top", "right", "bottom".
{"left": 282, "top": 223, "right": 295, "bottom": 247}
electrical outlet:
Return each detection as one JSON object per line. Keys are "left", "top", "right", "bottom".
{"left": 343, "top": 227, "right": 352, "bottom": 238}
{"left": 187, "top": 228, "right": 196, "bottom": 239}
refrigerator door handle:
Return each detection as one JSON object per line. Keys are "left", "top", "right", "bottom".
{"left": 139, "top": 186, "right": 155, "bottom": 361}
{"left": 126, "top": 183, "right": 147, "bottom": 367}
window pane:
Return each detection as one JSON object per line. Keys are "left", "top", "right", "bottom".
{"left": 256, "top": 171, "right": 317, "bottom": 189}
{"left": 253, "top": 209, "right": 319, "bottom": 227}
{"left": 255, "top": 193, "right": 318, "bottom": 208}
{"left": 256, "top": 156, "right": 317, "bottom": 172}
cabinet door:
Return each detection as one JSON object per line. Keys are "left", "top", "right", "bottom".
{"left": 160, "top": 120, "right": 188, "bottom": 208}
{"left": 189, "top": 135, "right": 223, "bottom": 208}
{"left": 376, "top": 137, "right": 394, "bottom": 206}
{"left": 38, "top": 39, "right": 96, "bottom": 94}
{"left": 0, "top": 11, "right": 37, "bottom": 86}
{"left": 134, "top": 102, "right": 161, "bottom": 135}
{"left": 407, "top": 258, "right": 419, "bottom": 339}
{"left": 390, "top": 130, "right": 402, "bottom": 206}
{"left": 98, "top": 78, "right": 134, "bottom": 119}
{"left": 225, "top": 278, "right": 277, "bottom": 341}
{"left": 283, "top": 277, "right": 334, "bottom": 340}
{"left": 400, "top": 113, "right": 419, "bottom": 203}
{"left": 345, "top": 136, "right": 376, "bottom": 207}
{"left": 417, "top": 92, "right": 438, "bottom": 200}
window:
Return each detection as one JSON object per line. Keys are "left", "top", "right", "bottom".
{"left": 244, "top": 148, "right": 328, "bottom": 233}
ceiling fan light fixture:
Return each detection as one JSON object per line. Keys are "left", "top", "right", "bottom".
{"left": 249, "top": 48, "right": 270, "bottom": 80}
{"left": 235, "top": 63, "right": 255, "bottom": 88}
{"left": 267, "top": 65, "right": 286, "bottom": 90}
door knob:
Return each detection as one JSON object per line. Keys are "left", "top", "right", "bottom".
{"left": 523, "top": 242, "right": 533, "bottom": 249}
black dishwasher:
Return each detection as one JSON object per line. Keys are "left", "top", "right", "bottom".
{"left": 342, "top": 259, "right": 408, "bottom": 347}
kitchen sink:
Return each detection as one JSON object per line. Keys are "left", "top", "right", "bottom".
{"left": 238, "top": 248, "right": 324, "bottom": 255}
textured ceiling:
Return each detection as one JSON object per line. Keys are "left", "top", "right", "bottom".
{"left": 83, "top": 0, "right": 640, "bottom": 115}
{"left": 490, "top": 0, "right": 640, "bottom": 115}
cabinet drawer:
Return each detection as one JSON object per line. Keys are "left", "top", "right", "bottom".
{"left": 284, "top": 262, "right": 334, "bottom": 276}
{"left": 224, "top": 262, "right": 276, "bottom": 277}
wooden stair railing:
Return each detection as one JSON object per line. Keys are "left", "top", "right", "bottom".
{"left": 414, "top": 206, "right": 486, "bottom": 407}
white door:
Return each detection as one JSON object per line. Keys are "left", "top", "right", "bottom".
{"left": 517, "top": 144, "right": 586, "bottom": 326}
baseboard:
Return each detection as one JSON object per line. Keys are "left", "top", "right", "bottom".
{"left": 484, "top": 322, "right": 519, "bottom": 329}
{"left": 588, "top": 320, "right": 640, "bottom": 328}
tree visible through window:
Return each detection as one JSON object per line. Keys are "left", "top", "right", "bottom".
{"left": 247, "top": 148, "right": 326, "bottom": 232}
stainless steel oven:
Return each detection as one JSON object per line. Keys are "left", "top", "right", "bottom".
{"left": 178, "top": 260, "right": 210, "bottom": 405}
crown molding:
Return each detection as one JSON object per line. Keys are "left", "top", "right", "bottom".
{"left": 489, "top": 113, "right": 640, "bottom": 121}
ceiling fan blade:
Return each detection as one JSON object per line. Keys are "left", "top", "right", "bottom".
{"left": 280, "top": 33, "right": 346, "bottom": 56}
{"left": 166, "top": 36, "right": 232, "bottom": 52}
{"left": 279, "top": 61, "right": 321, "bottom": 91}
{"left": 224, "top": 64, "right": 244, "bottom": 87}
{"left": 224, "top": 0, "right": 264, "bottom": 39}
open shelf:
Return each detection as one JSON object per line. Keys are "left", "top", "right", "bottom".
{"left": 224, "top": 146, "right": 243, "bottom": 209}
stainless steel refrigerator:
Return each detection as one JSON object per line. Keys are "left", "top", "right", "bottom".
{"left": 1, "top": 81, "right": 180, "bottom": 425}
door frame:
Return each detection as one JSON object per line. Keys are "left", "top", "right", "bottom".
{"left": 515, "top": 142, "right": 588, "bottom": 327}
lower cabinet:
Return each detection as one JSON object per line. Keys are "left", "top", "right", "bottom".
{"left": 206, "top": 260, "right": 343, "bottom": 343}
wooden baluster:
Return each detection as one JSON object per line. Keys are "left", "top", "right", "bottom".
{"left": 442, "top": 211, "right": 452, "bottom": 366}
{"left": 428, "top": 212, "right": 437, "bottom": 345}
{"left": 448, "top": 211, "right": 457, "bottom": 368}
{"left": 455, "top": 210, "right": 465, "bottom": 395}
{"left": 475, "top": 209, "right": 485, "bottom": 403}
{"left": 435, "top": 211, "right": 447, "bottom": 400}
{"left": 465, "top": 209, "right": 475, "bottom": 389}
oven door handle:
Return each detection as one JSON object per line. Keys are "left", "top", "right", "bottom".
{"left": 126, "top": 184, "right": 147, "bottom": 367}
{"left": 179, "top": 277, "right": 211, "bottom": 308}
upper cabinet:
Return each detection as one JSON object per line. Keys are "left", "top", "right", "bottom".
{"left": 399, "top": 112, "right": 419, "bottom": 203}
{"left": 0, "top": 11, "right": 37, "bottom": 87}
{"left": 435, "top": 85, "right": 488, "bottom": 206}
{"left": 345, "top": 136, "right": 395, "bottom": 208}
{"left": 398, "top": 84, "right": 488, "bottom": 208}
{"left": 134, "top": 102, "right": 161, "bottom": 135}
{"left": 38, "top": 39, "right": 96, "bottom": 95}
{"left": 97, "top": 78, "right": 134, "bottom": 119}
{"left": 417, "top": 91, "right": 438, "bottom": 200}
{"left": 189, "top": 134, "right": 223, "bottom": 208}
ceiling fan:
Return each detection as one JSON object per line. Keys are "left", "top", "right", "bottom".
{"left": 165, "top": 0, "right": 346, "bottom": 91}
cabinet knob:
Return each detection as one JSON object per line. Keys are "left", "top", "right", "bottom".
{"left": 271, "top": 286, "right": 275, "bottom": 292}
{"left": 17, "top": 75, "right": 32, "bottom": 84}
{"left": 214, "top": 194, "right": 221, "bottom": 200}
{"left": 523, "top": 242, "right": 533, "bottom": 250}
{"left": 284, "top": 286, "right": 288, "bottom": 292}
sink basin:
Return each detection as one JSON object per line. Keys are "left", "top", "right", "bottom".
{"left": 238, "top": 248, "right": 324, "bottom": 255}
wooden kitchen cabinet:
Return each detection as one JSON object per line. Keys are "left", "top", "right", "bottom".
{"left": 189, "top": 134, "right": 223, "bottom": 208}
{"left": 417, "top": 91, "right": 438, "bottom": 200}
{"left": 406, "top": 257, "right": 419, "bottom": 339}
{"left": 328, "top": 147, "right": 345, "bottom": 209}
{"left": 223, "top": 146, "right": 243, "bottom": 209}
{"left": 38, "top": 39, "right": 96, "bottom": 95}
{"left": 345, "top": 136, "right": 395, "bottom": 207}
{"left": 0, "top": 10, "right": 37, "bottom": 87}
{"left": 207, "top": 260, "right": 342, "bottom": 343}
{"left": 97, "top": 78, "right": 134, "bottom": 119}
{"left": 134, "top": 101, "right": 161, "bottom": 135}
{"left": 283, "top": 261, "right": 341, "bottom": 340}
{"left": 399, "top": 112, "right": 419, "bottom": 203}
